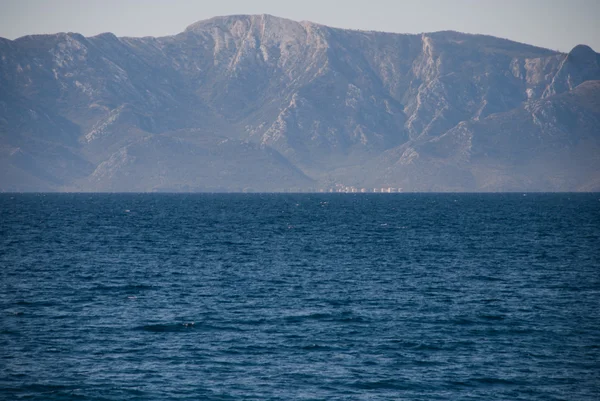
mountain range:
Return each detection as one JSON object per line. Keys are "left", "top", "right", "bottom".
{"left": 1, "top": 14, "right": 599, "bottom": 192}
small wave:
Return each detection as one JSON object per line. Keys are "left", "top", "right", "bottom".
{"left": 236, "top": 318, "right": 268, "bottom": 326}
{"left": 134, "top": 322, "right": 196, "bottom": 332}
{"left": 413, "top": 359, "right": 442, "bottom": 366}
{"left": 14, "top": 300, "right": 55, "bottom": 307}
{"left": 338, "top": 311, "right": 369, "bottom": 323}
{"left": 470, "top": 377, "right": 523, "bottom": 386}
{"left": 481, "top": 298, "right": 501, "bottom": 303}
{"left": 5, "top": 310, "right": 25, "bottom": 316}
{"left": 300, "top": 343, "right": 333, "bottom": 351}
{"left": 9, "top": 383, "right": 78, "bottom": 393}
{"left": 284, "top": 312, "right": 332, "bottom": 323}
{"left": 468, "top": 275, "right": 505, "bottom": 282}
{"left": 283, "top": 311, "right": 368, "bottom": 324}
{"left": 450, "top": 317, "right": 477, "bottom": 326}
{"left": 448, "top": 380, "right": 474, "bottom": 387}
{"left": 479, "top": 314, "right": 505, "bottom": 321}
{"left": 387, "top": 339, "right": 421, "bottom": 348}
{"left": 350, "top": 379, "right": 410, "bottom": 390}
{"left": 412, "top": 342, "right": 445, "bottom": 351}
{"left": 92, "top": 283, "right": 155, "bottom": 293}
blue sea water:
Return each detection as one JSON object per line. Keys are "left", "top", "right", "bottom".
{"left": 1, "top": 193, "right": 599, "bottom": 400}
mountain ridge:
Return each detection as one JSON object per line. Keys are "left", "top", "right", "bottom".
{"left": 1, "top": 14, "right": 599, "bottom": 192}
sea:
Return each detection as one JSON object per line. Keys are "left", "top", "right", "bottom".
{"left": 1, "top": 193, "right": 599, "bottom": 400}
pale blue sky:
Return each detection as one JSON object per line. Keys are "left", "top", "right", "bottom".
{"left": 1, "top": 0, "right": 598, "bottom": 52}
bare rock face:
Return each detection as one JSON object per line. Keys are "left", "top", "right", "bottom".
{"left": 543, "top": 44, "right": 600, "bottom": 98}
{"left": 1, "top": 15, "right": 599, "bottom": 192}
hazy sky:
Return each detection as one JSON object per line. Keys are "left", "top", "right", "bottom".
{"left": 1, "top": 0, "right": 598, "bottom": 52}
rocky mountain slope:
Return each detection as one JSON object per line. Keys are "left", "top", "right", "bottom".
{"left": 1, "top": 14, "right": 599, "bottom": 191}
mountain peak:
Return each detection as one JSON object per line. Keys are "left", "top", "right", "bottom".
{"left": 566, "top": 44, "right": 600, "bottom": 75}
{"left": 184, "top": 14, "right": 302, "bottom": 34}
{"left": 567, "top": 44, "right": 597, "bottom": 61}
{"left": 569, "top": 44, "right": 595, "bottom": 54}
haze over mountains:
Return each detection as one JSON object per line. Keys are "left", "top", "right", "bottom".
{"left": 1, "top": 14, "right": 599, "bottom": 192}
